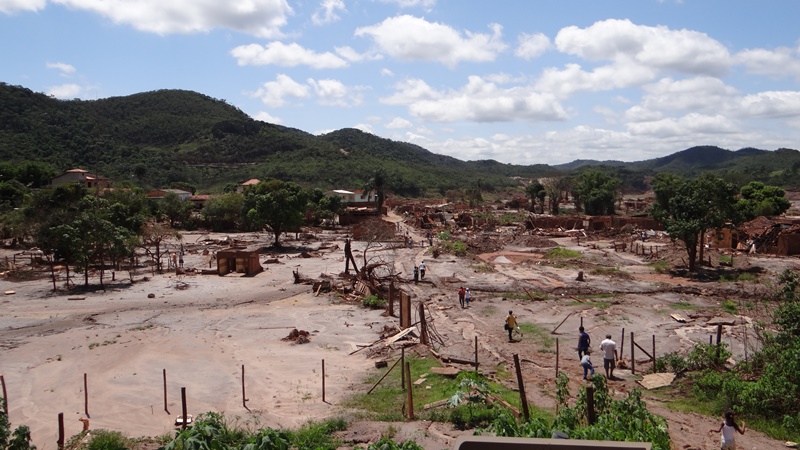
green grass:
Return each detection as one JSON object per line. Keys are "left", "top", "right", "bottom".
{"left": 590, "top": 266, "right": 633, "bottom": 279}
{"left": 502, "top": 291, "right": 548, "bottom": 301}
{"left": 495, "top": 363, "right": 512, "bottom": 381}
{"left": 470, "top": 263, "right": 494, "bottom": 273}
{"left": 545, "top": 247, "right": 581, "bottom": 259}
{"left": 572, "top": 293, "right": 621, "bottom": 300}
{"left": 721, "top": 299, "right": 738, "bottom": 314}
{"left": 719, "top": 255, "right": 733, "bottom": 264}
{"left": 648, "top": 260, "right": 670, "bottom": 274}
{"left": 671, "top": 301, "right": 703, "bottom": 310}
{"left": 517, "top": 323, "right": 555, "bottom": 351}
{"left": 344, "top": 356, "right": 541, "bottom": 422}
{"left": 719, "top": 272, "right": 758, "bottom": 282}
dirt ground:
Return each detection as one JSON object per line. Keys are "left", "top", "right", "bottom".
{"left": 1, "top": 215, "right": 797, "bottom": 450}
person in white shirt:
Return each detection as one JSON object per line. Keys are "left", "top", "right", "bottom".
{"left": 579, "top": 351, "right": 595, "bottom": 379}
{"left": 709, "top": 410, "right": 745, "bottom": 449}
{"left": 599, "top": 334, "right": 618, "bottom": 379}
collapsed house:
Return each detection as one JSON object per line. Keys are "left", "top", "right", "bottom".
{"left": 216, "top": 247, "right": 263, "bottom": 276}
{"left": 720, "top": 216, "right": 800, "bottom": 255}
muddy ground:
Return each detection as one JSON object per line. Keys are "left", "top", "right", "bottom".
{"left": 1, "top": 213, "right": 796, "bottom": 450}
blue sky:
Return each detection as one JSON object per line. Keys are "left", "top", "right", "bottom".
{"left": 2, "top": 0, "right": 800, "bottom": 166}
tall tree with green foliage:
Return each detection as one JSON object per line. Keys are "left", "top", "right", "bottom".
{"left": 525, "top": 182, "right": 546, "bottom": 213}
{"left": 736, "top": 181, "right": 791, "bottom": 221}
{"left": 159, "top": 192, "right": 193, "bottom": 228}
{"left": 243, "top": 179, "right": 308, "bottom": 246}
{"left": 202, "top": 192, "right": 244, "bottom": 231}
{"left": 573, "top": 170, "right": 620, "bottom": 215}
{"left": 363, "top": 168, "right": 388, "bottom": 212}
{"left": 650, "top": 173, "right": 740, "bottom": 272}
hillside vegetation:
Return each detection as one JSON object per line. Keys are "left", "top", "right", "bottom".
{"left": 3, "top": 82, "right": 800, "bottom": 194}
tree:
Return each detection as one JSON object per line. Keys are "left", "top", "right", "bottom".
{"left": 202, "top": 192, "right": 244, "bottom": 231}
{"left": 573, "top": 170, "right": 620, "bottom": 215}
{"left": 363, "top": 168, "right": 388, "bottom": 213}
{"left": 525, "top": 182, "right": 546, "bottom": 213}
{"left": 466, "top": 179, "right": 484, "bottom": 208}
{"left": 650, "top": 173, "right": 740, "bottom": 272}
{"left": 159, "top": 192, "right": 192, "bottom": 228}
{"left": 737, "top": 181, "right": 791, "bottom": 221}
{"left": 541, "top": 177, "right": 572, "bottom": 215}
{"left": 243, "top": 179, "right": 308, "bottom": 246}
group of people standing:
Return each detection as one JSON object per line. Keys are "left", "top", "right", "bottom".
{"left": 576, "top": 326, "right": 618, "bottom": 380}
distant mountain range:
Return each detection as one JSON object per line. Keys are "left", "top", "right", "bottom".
{"left": 2, "top": 82, "right": 799, "bottom": 194}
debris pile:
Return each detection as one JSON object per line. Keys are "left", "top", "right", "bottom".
{"left": 282, "top": 328, "right": 310, "bottom": 344}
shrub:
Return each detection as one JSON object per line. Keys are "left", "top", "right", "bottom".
{"left": 86, "top": 430, "right": 129, "bottom": 450}
{"left": 362, "top": 295, "right": 386, "bottom": 309}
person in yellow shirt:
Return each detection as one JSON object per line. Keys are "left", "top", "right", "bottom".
{"left": 505, "top": 311, "right": 517, "bottom": 342}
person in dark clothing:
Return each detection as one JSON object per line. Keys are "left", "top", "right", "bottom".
{"left": 578, "top": 326, "right": 591, "bottom": 359}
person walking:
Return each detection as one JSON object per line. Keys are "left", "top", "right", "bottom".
{"left": 579, "top": 351, "right": 595, "bottom": 380}
{"left": 599, "top": 334, "right": 618, "bottom": 379}
{"left": 419, "top": 261, "right": 427, "bottom": 279}
{"left": 577, "top": 326, "right": 591, "bottom": 359}
{"left": 505, "top": 311, "right": 517, "bottom": 342}
{"left": 464, "top": 288, "right": 472, "bottom": 307}
{"left": 413, "top": 265, "right": 419, "bottom": 283}
{"left": 457, "top": 287, "right": 466, "bottom": 308}
{"left": 709, "top": 410, "right": 745, "bottom": 449}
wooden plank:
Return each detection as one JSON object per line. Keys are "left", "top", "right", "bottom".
{"left": 670, "top": 314, "right": 687, "bottom": 323}
{"left": 423, "top": 398, "right": 449, "bottom": 410}
{"left": 67, "top": 296, "right": 86, "bottom": 301}
{"left": 637, "top": 372, "right": 676, "bottom": 390}
{"left": 430, "top": 367, "right": 461, "bottom": 377}
{"left": 386, "top": 327, "right": 416, "bottom": 345}
{"left": 4, "top": 290, "right": 16, "bottom": 295}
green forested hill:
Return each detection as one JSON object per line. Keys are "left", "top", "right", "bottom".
{"left": 2, "top": 82, "right": 800, "bottom": 195}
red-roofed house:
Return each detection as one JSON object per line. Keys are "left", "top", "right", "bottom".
{"left": 51, "top": 168, "right": 111, "bottom": 190}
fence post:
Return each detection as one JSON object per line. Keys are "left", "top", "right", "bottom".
{"left": 1, "top": 375, "right": 7, "bottom": 417}
{"left": 321, "top": 360, "right": 326, "bottom": 403}
{"left": 630, "top": 332, "right": 635, "bottom": 375}
{"left": 555, "top": 338, "right": 559, "bottom": 378}
{"left": 586, "top": 385, "right": 596, "bottom": 425}
{"left": 57, "top": 412, "right": 64, "bottom": 450}
{"left": 242, "top": 365, "right": 248, "bottom": 408}
{"left": 84, "top": 373, "right": 89, "bottom": 418}
{"left": 404, "top": 362, "right": 413, "bottom": 420}
{"left": 652, "top": 335, "right": 656, "bottom": 372}
{"left": 513, "top": 354, "right": 529, "bottom": 421}
{"left": 181, "top": 387, "right": 188, "bottom": 430}
{"left": 163, "top": 369, "right": 169, "bottom": 414}
{"left": 716, "top": 324, "right": 723, "bottom": 362}
{"left": 474, "top": 336, "right": 479, "bottom": 371}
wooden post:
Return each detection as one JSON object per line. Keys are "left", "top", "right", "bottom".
{"left": 419, "top": 303, "right": 429, "bottom": 345}
{"left": 388, "top": 283, "right": 394, "bottom": 317}
{"left": 580, "top": 316, "right": 583, "bottom": 328}
{"left": 84, "top": 373, "right": 89, "bottom": 418}
{"left": 630, "top": 332, "right": 635, "bottom": 375}
{"left": 401, "top": 347, "right": 405, "bottom": 391}
{"left": 241, "top": 365, "right": 247, "bottom": 408}
{"left": 367, "top": 357, "right": 403, "bottom": 394}
{"left": 709, "top": 334, "right": 713, "bottom": 345}
{"left": 321, "top": 360, "right": 326, "bottom": 403}
{"left": 1, "top": 375, "right": 7, "bottom": 417}
{"left": 652, "top": 335, "right": 656, "bottom": 372}
{"left": 620, "top": 328, "right": 625, "bottom": 361}
{"left": 474, "top": 336, "right": 479, "bottom": 371}
{"left": 181, "top": 387, "right": 188, "bottom": 430}
{"left": 586, "top": 385, "right": 596, "bottom": 425}
{"left": 513, "top": 354, "right": 529, "bottom": 421}
{"left": 163, "top": 369, "right": 169, "bottom": 414}
{"left": 57, "top": 412, "right": 65, "bottom": 450}
{"left": 716, "top": 324, "right": 723, "bottom": 361}
{"left": 555, "top": 338, "right": 559, "bottom": 378}
{"left": 404, "top": 362, "right": 414, "bottom": 420}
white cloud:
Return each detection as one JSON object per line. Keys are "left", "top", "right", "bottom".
{"left": 355, "top": 15, "right": 506, "bottom": 67}
{"left": 383, "top": 75, "right": 567, "bottom": 123}
{"left": 629, "top": 76, "right": 739, "bottom": 119}
{"left": 381, "top": 68, "right": 395, "bottom": 77}
{"left": 0, "top": 0, "right": 45, "bottom": 14}
{"left": 46, "top": 62, "right": 77, "bottom": 76}
{"left": 515, "top": 32, "right": 550, "bottom": 60}
{"left": 231, "top": 41, "right": 348, "bottom": 69}
{"left": 738, "top": 91, "right": 800, "bottom": 118}
{"left": 378, "top": 0, "right": 436, "bottom": 9}
{"left": 386, "top": 117, "right": 413, "bottom": 129}
{"left": 734, "top": 47, "right": 800, "bottom": 80}
{"left": 627, "top": 113, "right": 736, "bottom": 138}
{"left": 52, "top": 0, "right": 292, "bottom": 38}
{"left": 555, "top": 19, "right": 731, "bottom": 76}
{"left": 254, "top": 111, "right": 283, "bottom": 124}
{"left": 251, "top": 74, "right": 309, "bottom": 107}
{"left": 307, "top": 78, "right": 362, "bottom": 106}
{"left": 335, "top": 46, "right": 382, "bottom": 62}
{"left": 47, "top": 83, "right": 83, "bottom": 98}
{"left": 312, "top": 0, "right": 344, "bottom": 25}
{"left": 535, "top": 61, "right": 656, "bottom": 98}
{"left": 352, "top": 123, "right": 374, "bottom": 133}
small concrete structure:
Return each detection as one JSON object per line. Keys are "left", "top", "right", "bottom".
{"left": 51, "top": 168, "right": 111, "bottom": 190}
{"left": 216, "top": 247, "right": 263, "bottom": 276}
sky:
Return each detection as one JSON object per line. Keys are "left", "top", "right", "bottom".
{"left": 2, "top": 0, "right": 800, "bottom": 166}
